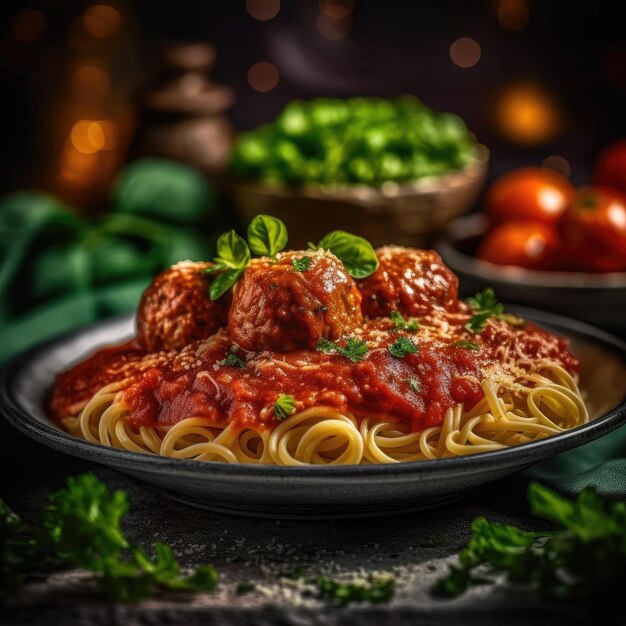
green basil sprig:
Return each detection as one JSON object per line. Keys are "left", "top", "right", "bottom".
{"left": 205, "top": 230, "right": 251, "bottom": 300}
{"left": 312, "top": 230, "right": 379, "bottom": 279}
{"left": 247, "top": 214, "right": 288, "bottom": 257}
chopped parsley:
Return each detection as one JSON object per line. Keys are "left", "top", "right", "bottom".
{"left": 0, "top": 474, "right": 218, "bottom": 603}
{"left": 388, "top": 336, "right": 418, "bottom": 358}
{"left": 436, "top": 482, "right": 626, "bottom": 603}
{"left": 390, "top": 310, "right": 419, "bottom": 332}
{"left": 317, "top": 574, "right": 395, "bottom": 606}
{"left": 465, "top": 288, "right": 524, "bottom": 333}
{"left": 316, "top": 337, "right": 369, "bottom": 363}
{"left": 292, "top": 256, "right": 312, "bottom": 272}
{"left": 452, "top": 340, "right": 481, "bottom": 351}
{"left": 236, "top": 582, "right": 256, "bottom": 595}
{"left": 406, "top": 377, "right": 421, "bottom": 393}
{"left": 274, "top": 394, "right": 296, "bottom": 419}
{"left": 219, "top": 346, "right": 245, "bottom": 368}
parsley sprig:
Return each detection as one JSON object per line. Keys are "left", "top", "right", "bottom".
{"left": 452, "top": 340, "right": 481, "bottom": 351}
{"left": 465, "top": 288, "right": 524, "bottom": 333}
{"left": 388, "top": 336, "right": 418, "bottom": 358}
{"left": 1, "top": 474, "right": 218, "bottom": 603}
{"left": 292, "top": 256, "right": 312, "bottom": 272}
{"left": 390, "top": 310, "right": 419, "bottom": 332}
{"left": 218, "top": 345, "right": 245, "bottom": 368}
{"left": 436, "top": 482, "right": 626, "bottom": 603}
{"left": 316, "top": 337, "right": 369, "bottom": 362}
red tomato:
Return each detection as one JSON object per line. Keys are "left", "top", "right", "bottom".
{"left": 561, "top": 186, "right": 626, "bottom": 272}
{"left": 477, "top": 221, "right": 561, "bottom": 270}
{"left": 594, "top": 140, "right": 626, "bottom": 194}
{"left": 486, "top": 168, "right": 575, "bottom": 226}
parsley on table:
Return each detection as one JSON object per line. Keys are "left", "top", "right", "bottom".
{"left": 452, "top": 340, "right": 481, "bottom": 351}
{"left": 236, "top": 581, "right": 256, "bottom": 595}
{"left": 436, "top": 482, "right": 626, "bottom": 603}
{"left": 317, "top": 574, "right": 394, "bottom": 606}
{"left": 388, "top": 336, "right": 418, "bottom": 358}
{"left": 292, "top": 256, "right": 312, "bottom": 272}
{"left": 390, "top": 310, "right": 419, "bottom": 332}
{"left": 274, "top": 394, "right": 296, "bottom": 419}
{"left": 316, "top": 337, "right": 369, "bottom": 363}
{"left": 0, "top": 474, "right": 218, "bottom": 603}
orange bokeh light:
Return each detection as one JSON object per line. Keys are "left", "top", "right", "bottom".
{"left": 246, "top": 0, "right": 280, "bottom": 21}
{"left": 497, "top": 0, "right": 529, "bottom": 31}
{"left": 70, "top": 120, "right": 106, "bottom": 154}
{"left": 82, "top": 4, "right": 121, "bottom": 38}
{"left": 495, "top": 85, "right": 561, "bottom": 144}
{"left": 319, "top": 0, "right": 355, "bottom": 18}
{"left": 317, "top": 13, "right": 353, "bottom": 40}
{"left": 72, "top": 66, "right": 111, "bottom": 99}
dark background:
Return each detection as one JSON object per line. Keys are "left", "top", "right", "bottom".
{"left": 2, "top": 0, "right": 626, "bottom": 202}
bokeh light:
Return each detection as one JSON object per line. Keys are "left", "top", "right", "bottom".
{"left": 542, "top": 155, "right": 571, "bottom": 178}
{"left": 11, "top": 9, "right": 48, "bottom": 43}
{"left": 82, "top": 5, "right": 121, "bottom": 38}
{"left": 317, "top": 13, "right": 353, "bottom": 40}
{"left": 248, "top": 62, "right": 280, "bottom": 92}
{"left": 450, "top": 37, "right": 481, "bottom": 68}
{"left": 71, "top": 121, "right": 106, "bottom": 154}
{"left": 495, "top": 84, "right": 561, "bottom": 144}
{"left": 497, "top": 0, "right": 529, "bottom": 31}
{"left": 72, "top": 66, "right": 111, "bottom": 100}
{"left": 319, "top": 0, "right": 355, "bottom": 18}
{"left": 246, "top": 0, "right": 280, "bottom": 21}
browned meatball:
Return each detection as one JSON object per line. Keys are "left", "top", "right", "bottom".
{"left": 137, "top": 261, "right": 230, "bottom": 351}
{"left": 357, "top": 246, "right": 459, "bottom": 319}
{"left": 228, "top": 250, "right": 362, "bottom": 352}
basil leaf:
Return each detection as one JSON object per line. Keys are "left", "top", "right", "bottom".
{"left": 209, "top": 268, "right": 243, "bottom": 301}
{"left": 317, "top": 230, "right": 378, "bottom": 279}
{"left": 247, "top": 214, "right": 288, "bottom": 257}
{"left": 216, "top": 230, "right": 250, "bottom": 269}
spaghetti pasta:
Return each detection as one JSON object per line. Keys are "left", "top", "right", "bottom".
{"left": 61, "top": 360, "right": 588, "bottom": 466}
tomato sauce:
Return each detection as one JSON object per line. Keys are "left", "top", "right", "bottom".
{"left": 49, "top": 312, "right": 578, "bottom": 433}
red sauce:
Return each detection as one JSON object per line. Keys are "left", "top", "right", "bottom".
{"left": 49, "top": 312, "right": 578, "bottom": 433}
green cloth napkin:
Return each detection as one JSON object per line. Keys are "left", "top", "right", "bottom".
{"left": 2, "top": 289, "right": 625, "bottom": 498}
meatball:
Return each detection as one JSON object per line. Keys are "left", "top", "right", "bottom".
{"left": 228, "top": 250, "right": 362, "bottom": 352}
{"left": 357, "top": 246, "right": 459, "bottom": 319}
{"left": 137, "top": 261, "right": 230, "bottom": 351}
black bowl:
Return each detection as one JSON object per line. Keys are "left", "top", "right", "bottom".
{"left": 1, "top": 309, "right": 625, "bottom": 519}
{"left": 437, "top": 215, "right": 626, "bottom": 335}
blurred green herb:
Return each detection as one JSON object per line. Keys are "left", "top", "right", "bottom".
{"left": 436, "top": 483, "right": 626, "bottom": 603}
{"left": 317, "top": 574, "right": 395, "bottom": 606}
{"left": 236, "top": 582, "right": 256, "bottom": 595}
{"left": 230, "top": 97, "right": 477, "bottom": 186}
{"left": 388, "top": 336, "right": 418, "bottom": 358}
{"left": 316, "top": 337, "right": 369, "bottom": 362}
{"left": 292, "top": 256, "right": 312, "bottom": 272}
{"left": 391, "top": 310, "right": 419, "bottom": 332}
{"left": 0, "top": 474, "right": 218, "bottom": 603}
{"left": 274, "top": 394, "right": 296, "bottom": 419}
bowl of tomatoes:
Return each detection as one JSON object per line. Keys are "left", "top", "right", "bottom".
{"left": 438, "top": 151, "right": 626, "bottom": 333}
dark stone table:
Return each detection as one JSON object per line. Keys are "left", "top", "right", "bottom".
{"left": 0, "top": 419, "right": 614, "bottom": 626}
